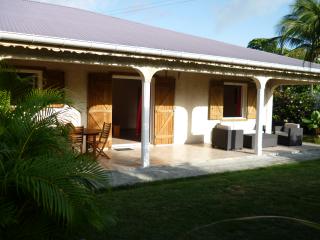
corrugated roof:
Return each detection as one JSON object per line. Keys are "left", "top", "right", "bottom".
{"left": 1, "top": 0, "right": 320, "bottom": 69}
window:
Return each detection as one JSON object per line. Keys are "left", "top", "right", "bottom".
{"left": 9, "top": 69, "right": 43, "bottom": 104}
{"left": 223, "top": 83, "right": 247, "bottom": 118}
{"left": 223, "top": 85, "right": 243, "bottom": 118}
{"left": 208, "top": 81, "right": 248, "bottom": 120}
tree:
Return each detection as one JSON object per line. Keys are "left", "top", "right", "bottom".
{"left": 0, "top": 62, "right": 112, "bottom": 239}
{"left": 278, "top": 0, "right": 320, "bottom": 63}
{"left": 247, "top": 38, "right": 282, "bottom": 54}
{"left": 273, "top": 86, "right": 317, "bottom": 124}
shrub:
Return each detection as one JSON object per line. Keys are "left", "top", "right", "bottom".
{"left": 0, "top": 63, "right": 112, "bottom": 239}
{"left": 273, "top": 86, "right": 317, "bottom": 125}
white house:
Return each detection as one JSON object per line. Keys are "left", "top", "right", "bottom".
{"left": 1, "top": 0, "right": 320, "bottom": 167}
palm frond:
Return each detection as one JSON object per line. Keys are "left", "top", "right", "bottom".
{"left": 277, "top": 0, "right": 320, "bottom": 62}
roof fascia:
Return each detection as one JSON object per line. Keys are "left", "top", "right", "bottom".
{"left": 1, "top": 31, "right": 320, "bottom": 74}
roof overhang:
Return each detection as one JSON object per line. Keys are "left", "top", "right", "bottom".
{"left": 1, "top": 31, "right": 320, "bottom": 75}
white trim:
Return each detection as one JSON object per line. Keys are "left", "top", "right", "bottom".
{"left": 1, "top": 31, "right": 320, "bottom": 74}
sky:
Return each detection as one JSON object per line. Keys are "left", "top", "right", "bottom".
{"left": 35, "top": 0, "right": 294, "bottom": 47}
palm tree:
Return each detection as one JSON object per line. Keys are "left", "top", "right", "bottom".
{"left": 247, "top": 38, "right": 282, "bottom": 54}
{"left": 278, "top": 0, "right": 320, "bottom": 63}
{"left": 0, "top": 62, "right": 111, "bottom": 239}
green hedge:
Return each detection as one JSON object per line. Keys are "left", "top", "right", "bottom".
{"left": 273, "top": 86, "right": 317, "bottom": 125}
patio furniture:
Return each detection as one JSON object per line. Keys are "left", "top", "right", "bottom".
{"left": 243, "top": 133, "right": 277, "bottom": 149}
{"left": 83, "top": 129, "right": 100, "bottom": 156}
{"left": 87, "top": 122, "right": 112, "bottom": 159}
{"left": 70, "top": 126, "right": 84, "bottom": 153}
{"left": 274, "top": 123, "right": 303, "bottom": 146}
{"left": 211, "top": 124, "right": 243, "bottom": 150}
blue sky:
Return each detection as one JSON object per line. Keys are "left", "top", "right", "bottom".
{"left": 36, "top": 0, "right": 293, "bottom": 47}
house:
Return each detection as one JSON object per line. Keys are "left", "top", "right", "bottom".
{"left": 1, "top": 0, "right": 320, "bottom": 168}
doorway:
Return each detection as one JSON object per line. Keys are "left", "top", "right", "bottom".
{"left": 112, "top": 78, "right": 142, "bottom": 145}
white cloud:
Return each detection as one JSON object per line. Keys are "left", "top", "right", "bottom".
{"left": 214, "top": 0, "right": 292, "bottom": 32}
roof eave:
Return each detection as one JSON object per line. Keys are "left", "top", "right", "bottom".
{"left": 1, "top": 31, "right": 320, "bottom": 74}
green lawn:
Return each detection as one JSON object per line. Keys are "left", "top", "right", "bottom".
{"left": 304, "top": 135, "right": 320, "bottom": 144}
{"left": 97, "top": 160, "right": 320, "bottom": 240}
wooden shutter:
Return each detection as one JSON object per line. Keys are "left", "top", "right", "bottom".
{"left": 247, "top": 83, "right": 257, "bottom": 119}
{"left": 209, "top": 81, "right": 224, "bottom": 120}
{"left": 154, "top": 76, "right": 175, "bottom": 145}
{"left": 87, "top": 73, "right": 112, "bottom": 147}
{"left": 43, "top": 70, "right": 65, "bottom": 90}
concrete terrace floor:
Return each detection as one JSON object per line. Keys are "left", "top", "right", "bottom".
{"left": 97, "top": 142, "right": 320, "bottom": 186}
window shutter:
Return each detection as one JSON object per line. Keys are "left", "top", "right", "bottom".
{"left": 43, "top": 70, "right": 65, "bottom": 90}
{"left": 154, "top": 76, "right": 175, "bottom": 144}
{"left": 247, "top": 83, "right": 257, "bottom": 119}
{"left": 209, "top": 81, "right": 223, "bottom": 120}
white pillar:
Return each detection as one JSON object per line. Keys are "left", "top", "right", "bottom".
{"left": 265, "top": 86, "right": 275, "bottom": 134}
{"left": 253, "top": 76, "right": 270, "bottom": 156}
{"left": 141, "top": 79, "right": 151, "bottom": 167}
{"left": 134, "top": 67, "right": 162, "bottom": 168}
{"left": 265, "top": 94, "right": 273, "bottom": 134}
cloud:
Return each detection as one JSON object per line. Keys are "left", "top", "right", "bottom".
{"left": 214, "top": 0, "right": 292, "bottom": 32}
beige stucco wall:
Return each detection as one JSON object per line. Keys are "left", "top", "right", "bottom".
{"left": 7, "top": 60, "right": 87, "bottom": 127}
{"left": 6, "top": 60, "right": 137, "bottom": 129}
{"left": 7, "top": 60, "right": 269, "bottom": 145}
{"left": 173, "top": 72, "right": 257, "bottom": 144}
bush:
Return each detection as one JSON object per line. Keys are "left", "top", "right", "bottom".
{"left": 273, "top": 86, "right": 317, "bottom": 125}
{"left": 0, "top": 63, "right": 112, "bottom": 239}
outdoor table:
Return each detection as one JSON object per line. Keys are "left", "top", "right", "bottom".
{"left": 243, "top": 133, "right": 278, "bottom": 149}
{"left": 83, "top": 129, "right": 100, "bottom": 156}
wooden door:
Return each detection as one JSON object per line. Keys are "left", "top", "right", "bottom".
{"left": 154, "top": 76, "right": 175, "bottom": 144}
{"left": 87, "top": 73, "right": 112, "bottom": 146}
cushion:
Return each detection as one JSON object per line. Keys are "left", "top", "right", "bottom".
{"left": 215, "top": 124, "right": 231, "bottom": 130}
{"left": 275, "top": 131, "right": 289, "bottom": 137}
{"left": 284, "top": 123, "right": 300, "bottom": 129}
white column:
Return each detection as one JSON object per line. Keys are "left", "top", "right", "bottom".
{"left": 253, "top": 76, "right": 270, "bottom": 156}
{"left": 265, "top": 86, "right": 275, "bottom": 134}
{"left": 141, "top": 79, "right": 151, "bottom": 167}
{"left": 134, "top": 67, "right": 162, "bottom": 168}
{"left": 265, "top": 94, "right": 273, "bottom": 134}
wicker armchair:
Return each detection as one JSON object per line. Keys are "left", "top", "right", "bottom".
{"left": 274, "top": 123, "right": 303, "bottom": 146}
{"left": 211, "top": 124, "right": 243, "bottom": 150}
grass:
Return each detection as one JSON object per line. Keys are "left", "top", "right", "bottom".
{"left": 97, "top": 160, "right": 320, "bottom": 240}
{"left": 304, "top": 134, "right": 320, "bottom": 144}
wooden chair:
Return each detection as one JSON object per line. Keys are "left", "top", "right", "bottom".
{"left": 88, "top": 122, "right": 112, "bottom": 159}
{"left": 70, "top": 126, "right": 84, "bottom": 153}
